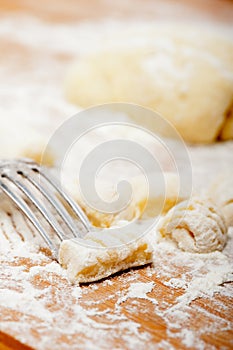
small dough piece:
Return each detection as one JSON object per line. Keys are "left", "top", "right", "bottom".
{"left": 208, "top": 174, "right": 233, "bottom": 226}
{"left": 65, "top": 24, "right": 233, "bottom": 143}
{"left": 158, "top": 196, "right": 227, "bottom": 253}
{"left": 59, "top": 228, "right": 152, "bottom": 283}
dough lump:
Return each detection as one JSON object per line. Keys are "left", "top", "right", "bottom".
{"left": 158, "top": 196, "right": 227, "bottom": 253}
{"left": 59, "top": 228, "right": 152, "bottom": 283}
{"left": 65, "top": 24, "right": 233, "bottom": 144}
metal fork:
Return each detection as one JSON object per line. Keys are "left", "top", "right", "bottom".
{"left": 0, "top": 158, "right": 92, "bottom": 258}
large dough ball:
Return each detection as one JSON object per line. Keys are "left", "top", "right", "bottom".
{"left": 65, "top": 24, "right": 233, "bottom": 144}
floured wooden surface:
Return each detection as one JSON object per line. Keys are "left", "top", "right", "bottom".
{"left": 0, "top": 1, "right": 233, "bottom": 349}
{"left": 0, "top": 199, "right": 233, "bottom": 350}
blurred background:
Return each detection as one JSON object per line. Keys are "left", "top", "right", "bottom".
{"left": 0, "top": 0, "right": 232, "bottom": 179}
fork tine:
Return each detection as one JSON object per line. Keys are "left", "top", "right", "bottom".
{"left": 33, "top": 167, "right": 91, "bottom": 232}
{"left": 5, "top": 175, "right": 66, "bottom": 242}
{"left": 25, "top": 173, "right": 81, "bottom": 237}
{"left": 0, "top": 179, "right": 58, "bottom": 258}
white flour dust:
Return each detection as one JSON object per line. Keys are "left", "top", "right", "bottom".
{"left": 0, "top": 11, "right": 232, "bottom": 350}
{"left": 0, "top": 202, "right": 232, "bottom": 350}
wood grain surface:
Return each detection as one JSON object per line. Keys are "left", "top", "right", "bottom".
{"left": 0, "top": 1, "right": 233, "bottom": 349}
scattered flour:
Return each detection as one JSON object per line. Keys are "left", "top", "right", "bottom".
{"left": 0, "top": 10, "right": 232, "bottom": 350}
{"left": 0, "top": 204, "right": 232, "bottom": 349}
{"left": 117, "top": 282, "right": 158, "bottom": 305}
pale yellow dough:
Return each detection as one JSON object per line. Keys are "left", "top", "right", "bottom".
{"left": 59, "top": 228, "right": 153, "bottom": 283}
{"left": 158, "top": 196, "right": 227, "bottom": 253}
{"left": 65, "top": 24, "right": 233, "bottom": 143}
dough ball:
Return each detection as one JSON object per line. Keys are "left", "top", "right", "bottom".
{"left": 158, "top": 196, "right": 227, "bottom": 253}
{"left": 208, "top": 174, "right": 233, "bottom": 227}
{"left": 65, "top": 24, "right": 233, "bottom": 143}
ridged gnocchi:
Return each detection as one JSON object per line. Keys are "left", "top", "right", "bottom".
{"left": 158, "top": 196, "right": 227, "bottom": 253}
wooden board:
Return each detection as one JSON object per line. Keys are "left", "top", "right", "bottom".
{"left": 0, "top": 213, "right": 232, "bottom": 350}
{"left": 0, "top": 1, "right": 233, "bottom": 349}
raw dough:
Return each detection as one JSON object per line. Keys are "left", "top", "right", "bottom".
{"left": 59, "top": 227, "right": 153, "bottom": 283}
{"left": 158, "top": 196, "right": 227, "bottom": 253}
{"left": 208, "top": 174, "right": 233, "bottom": 227}
{"left": 65, "top": 24, "right": 233, "bottom": 143}
{"left": 59, "top": 170, "right": 187, "bottom": 284}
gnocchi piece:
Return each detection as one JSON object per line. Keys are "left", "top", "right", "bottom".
{"left": 158, "top": 196, "right": 227, "bottom": 253}
{"left": 59, "top": 228, "right": 153, "bottom": 283}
